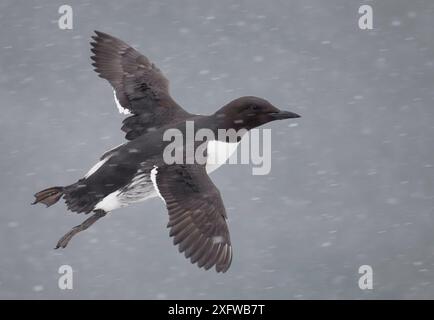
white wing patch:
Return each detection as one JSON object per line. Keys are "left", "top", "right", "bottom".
{"left": 150, "top": 166, "right": 166, "bottom": 204}
{"left": 100, "top": 142, "right": 125, "bottom": 160}
{"left": 113, "top": 90, "right": 131, "bottom": 115}
{"left": 84, "top": 157, "right": 110, "bottom": 178}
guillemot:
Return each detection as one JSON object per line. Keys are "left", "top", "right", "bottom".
{"left": 32, "top": 31, "right": 300, "bottom": 273}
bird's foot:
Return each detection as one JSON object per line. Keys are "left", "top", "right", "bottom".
{"left": 54, "top": 210, "right": 107, "bottom": 249}
{"left": 55, "top": 226, "right": 81, "bottom": 249}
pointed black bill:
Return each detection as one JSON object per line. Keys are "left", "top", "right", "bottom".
{"left": 270, "top": 110, "right": 301, "bottom": 120}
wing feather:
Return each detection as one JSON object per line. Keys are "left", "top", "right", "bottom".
{"left": 153, "top": 164, "right": 232, "bottom": 273}
{"left": 90, "top": 31, "right": 190, "bottom": 140}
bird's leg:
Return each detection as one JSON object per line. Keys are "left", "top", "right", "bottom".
{"left": 55, "top": 209, "right": 107, "bottom": 249}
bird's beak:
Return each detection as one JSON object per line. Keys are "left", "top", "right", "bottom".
{"left": 270, "top": 110, "right": 301, "bottom": 120}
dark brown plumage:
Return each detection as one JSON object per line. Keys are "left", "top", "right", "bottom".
{"left": 156, "top": 165, "right": 232, "bottom": 273}
{"left": 90, "top": 31, "right": 191, "bottom": 140}
{"left": 32, "top": 31, "right": 300, "bottom": 273}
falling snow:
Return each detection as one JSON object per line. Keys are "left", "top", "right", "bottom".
{"left": 1, "top": 0, "right": 434, "bottom": 300}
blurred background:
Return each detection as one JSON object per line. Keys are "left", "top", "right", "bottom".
{"left": 0, "top": 0, "right": 433, "bottom": 299}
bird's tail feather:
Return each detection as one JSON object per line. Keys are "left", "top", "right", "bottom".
{"left": 32, "top": 186, "right": 64, "bottom": 207}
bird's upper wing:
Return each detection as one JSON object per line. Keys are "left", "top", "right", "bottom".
{"left": 152, "top": 164, "right": 232, "bottom": 273}
{"left": 90, "top": 31, "right": 191, "bottom": 140}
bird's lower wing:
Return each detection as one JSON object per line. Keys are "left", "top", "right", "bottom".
{"left": 151, "top": 164, "right": 232, "bottom": 273}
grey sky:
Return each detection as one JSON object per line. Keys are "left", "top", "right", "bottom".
{"left": 0, "top": 0, "right": 433, "bottom": 299}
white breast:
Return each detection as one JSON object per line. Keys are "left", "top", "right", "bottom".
{"left": 94, "top": 170, "right": 157, "bottom": 212}
{"left": 94, "top": 190, "right": 123, "bottom": 212}
{"left": 206, "top": 140, "right": 241, "bottom": 174}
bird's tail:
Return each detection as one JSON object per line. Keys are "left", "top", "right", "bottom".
{"left": 32, "top": 186, "right": 64, "bottom": 207}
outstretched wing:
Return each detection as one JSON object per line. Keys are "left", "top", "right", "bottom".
{"left": 152, "top": 164, "right": 232, "bottom": 273}
{"left": 90, "top": 31, "right": 190, "bottom": 140}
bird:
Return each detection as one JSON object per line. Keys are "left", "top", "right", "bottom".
{"left": 32, "top": 31, "right": 300, "bottom": 273}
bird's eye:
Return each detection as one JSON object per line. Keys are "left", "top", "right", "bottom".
{"left": 250, "top": 105, "right": 259, "bottom": 111}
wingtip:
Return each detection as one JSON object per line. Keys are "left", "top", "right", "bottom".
{"left": 93, "top": 30, "right": 112, "bottom": 39}
{"left": 92, "top": 31, "right": 106, "bottom": 41}
{"left": 215, "top": 260, "right": 230, "bottom": 273}
{"left": 216, "top": 267, "right": 228, "bottom": 273}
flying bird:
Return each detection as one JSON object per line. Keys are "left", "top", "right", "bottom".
{"left": 32, "top": 31, "right": 300, "bottom": 273}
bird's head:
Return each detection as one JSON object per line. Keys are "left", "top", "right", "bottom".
{"left": 214, "top": 96, "right": 300, "bottom": 132}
